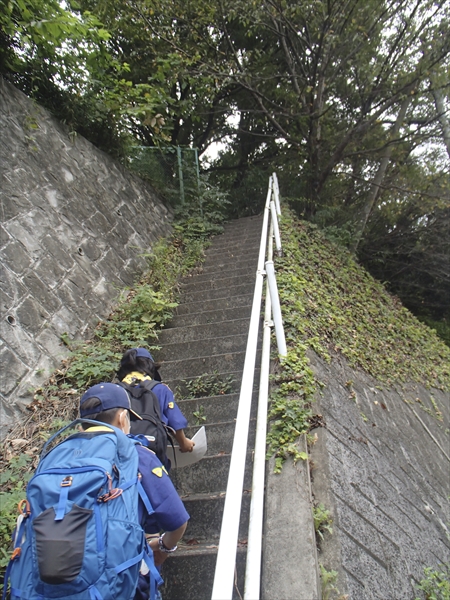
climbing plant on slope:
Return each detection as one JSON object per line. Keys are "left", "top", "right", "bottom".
{"left": 267, "top": 207, "right": 450, "bottom": 471}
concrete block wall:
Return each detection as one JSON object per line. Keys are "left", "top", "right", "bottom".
{"left": 0, "top": 79, "right": 173, "bottom": 437}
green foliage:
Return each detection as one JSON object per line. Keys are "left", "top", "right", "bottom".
{"left": 266, "top": 350, "right": 315, "bottom": 472}
{"left": 277, "top": 210, "right": 450, "bottom": 392}
{"left": 313, "top": 504, "right": 333, "bottom": 540}
{"left": 0, "top": 454, "right": 33, "bottom": 578}
{"left": 319, "top": 565, "right": 346, "bottom": 600}
{"left": 192, "top": 405, "right": 207, "bottom": 425}
{"left": 418, "top": 316, "right": 450, "bottom": 349}
{"left": 173, "top": 170, "right": 231, "bottom": 238}
{"left": 268, "top": 208, "right": 449, "bottom": 472}
{"left": 64, "top": 234, "right": 203, "bottom": 389}
{"left": 182, "top": 371, "right": 234, "bottom": 399}
{"left": 415, "top": 564, "right": 450, "bottom": 600}
{"left": 64, "top": 284, "right": 179, "bottom": 388}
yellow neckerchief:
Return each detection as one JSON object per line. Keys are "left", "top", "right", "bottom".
{"left": 122, "top": 371, "right": 153, "bottom": 385}
{"left": 84, "top": 425, "right": 114, "bottom": 433}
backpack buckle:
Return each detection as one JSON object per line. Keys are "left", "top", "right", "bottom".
{"left": 11, "top": 547, "right": 21, "bottom": 560}
{"left": 61, "top": 476, "right": 73, "bottom": 487}
{"left": 98, "top": 488, "right": 123, "bottom": 502}
{"left": 18, "top": 499, "right": 31, "bottom": 516}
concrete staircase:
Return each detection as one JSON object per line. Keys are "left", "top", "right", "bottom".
{"left": 154, "top": 215, "right": 264, "bottom": 600}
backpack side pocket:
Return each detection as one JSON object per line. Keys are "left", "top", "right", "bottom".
{"left": 33, "top": 505, "right": 92, "bottom": 584}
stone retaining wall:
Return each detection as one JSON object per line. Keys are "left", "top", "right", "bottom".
{"left": 0, "top": 79, "right": 173, "bottom": 437}
{"left": 309, "top": 351, "right": 450, "bottom": 599}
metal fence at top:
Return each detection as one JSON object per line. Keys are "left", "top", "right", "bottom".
{"left": 127, "top": 146, "right": 200, "bottom": 207}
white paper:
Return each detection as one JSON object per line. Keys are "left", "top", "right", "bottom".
{"left": 167, "top": 426, "right": 207, "bottom": 468}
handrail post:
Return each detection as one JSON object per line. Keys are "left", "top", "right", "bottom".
{"left": 265, "top": 260, "right": 287, "bottom": 358}
{"left": 272, "top": 172, "right": 281, "bottom": 215}
{"left": 270, "top": 201, "right": 282, "bottom": 256}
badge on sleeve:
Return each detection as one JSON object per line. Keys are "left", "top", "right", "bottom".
{"left": 152, "top": 466, "right": 169, "bottom": 478}
{"left": 168, "top": 402, "right": 174, "bottom": 409}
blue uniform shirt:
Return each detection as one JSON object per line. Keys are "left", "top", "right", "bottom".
{"left": 134, "top": 441, "right": 189, "bottom": 532}
{"left": 133, "top": 441, "right": 189, "bottom": 600}
{"left": 151, "top": 382, "right": 188, "bottom": 431}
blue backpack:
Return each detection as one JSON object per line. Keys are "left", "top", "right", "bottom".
{"left": 2, "top": 419, "right": 163, "bottom": 600}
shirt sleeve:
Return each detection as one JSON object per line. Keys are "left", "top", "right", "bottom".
{"left": 136, "top": 445, "right": 190, "bottom": 534}
{"left": 153, "top": 383, "right": 188, "bottom": 431}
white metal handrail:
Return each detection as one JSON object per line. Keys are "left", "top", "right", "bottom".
{"left": 211, "top": 174, "right": 286, "bottom": 600}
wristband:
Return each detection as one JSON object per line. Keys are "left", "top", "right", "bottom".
{"left": 158, "top": 533, "right": 177, "bottom": 553}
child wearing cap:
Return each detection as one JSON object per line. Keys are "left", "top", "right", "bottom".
{"left": 117, "top": 348, "right": 195, "bottom": 454}
{"left": 80, "top": 383, "right": 190, "bottom": 600}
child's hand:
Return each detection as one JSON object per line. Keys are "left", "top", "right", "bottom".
{"left": 148, "top": 539, "right": 169, "bottom": 566}
{"left": 179, "top": 438, "right": 195, "bottom": 453}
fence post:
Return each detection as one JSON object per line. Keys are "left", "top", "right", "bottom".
{"left": 177, "top": 146, "right": 185, "bottom": 204}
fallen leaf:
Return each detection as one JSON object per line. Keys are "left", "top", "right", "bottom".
{"left": 11, "top": 439, "right": 28, "bottom": 448}
{"left": 186, "top": 538, "right": 199, "bottom": 546}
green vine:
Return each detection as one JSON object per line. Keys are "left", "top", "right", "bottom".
{"left": 313, "top": 503, "right": 333, "bottom": 540}
{"left": 266, "top": 209, "right": 450, "bottom": 472}
{"left": 266, "top": 350, "right": 315, "bottom": 472}
{"left": 182, "top": 371, "right": 235, "bottom": 399}
{"left": 415, "top": 563, "right": 450, "bottom": 600}
{"left": 277, "top": 212, "right": 450, "bottom": 390}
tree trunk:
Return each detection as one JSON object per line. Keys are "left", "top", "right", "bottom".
{"left": 431, "top": 87, "right": 450, "bottom": 161}
{"left": 350, "top": 93, "right": 413, "bottom": 254}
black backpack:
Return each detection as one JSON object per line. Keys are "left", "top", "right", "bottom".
{"left": 119, "top": 379, "right": 173, "bottom": 468}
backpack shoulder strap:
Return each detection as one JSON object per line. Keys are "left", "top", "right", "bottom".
{"left": 140, "top": 379, "right": 159, "bottom": 392}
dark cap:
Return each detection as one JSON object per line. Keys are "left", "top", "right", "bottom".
{"left": 80, "top": 383, "right": 142, "bottom": 420}
{"left": 133, "top": 348, "right": 154, "bottom": 361}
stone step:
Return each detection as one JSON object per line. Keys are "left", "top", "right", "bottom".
{"left": 161, "top": 541, "right": 247, "bottom": 600}
{"left": 157, "top": 318, "right": 251, "bottom": 345}
{"left": 180, "top": 281, "right": 255, "bottom": 304}
{"left": 222, "top": 214, "right": 263, "bottom": 232}
{"left": 156, "top": 349, "right": 262, "bottom": 381}
{"left": 179, "top": 273, "right": 256, "bottom": 294}
{"left": 185, "top": 419, "right": 256, "bottom": 457}
{"left": 170, "top": 451, "right": 253, "bottom": 496}
{"left": 164, "top": 368, "right": 261, "bottom": 400}
{"left": 175, "top": 292, "right": 254, "bottom": 316}
{"left": 178, "top": 392, "right": 258, "bottom": 426}
{"left": 209, "top": 222, "right": 262, "bottom": 240}
{"left": 187, "top": 257, "right": 257, "bottom": 278}
{"left": 155, "top": 216, "right": 262, "bottom": 599}
{"left": 180, "top": 491, "right": 251, "bottom": 541}
{"left": 205, "top": 230, "right": 262, "bottom": 248}
{"left": 156, "top": 332, "right": 255, "bottom": 363}
{"left": 222, "top": 217, "right": 263, "bottom": 231}
{"left": 205, "top": 244, "right": 258, "bottom": 268}
{"left": 165, "top": 305, "right": 253, "bottom": 329}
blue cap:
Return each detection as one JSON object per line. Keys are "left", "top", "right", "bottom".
{"left": 80, "top": 383, "right": 142, "bottom": 420}
{"left": 134, "top": 348, "right": 154, "bottom": 361}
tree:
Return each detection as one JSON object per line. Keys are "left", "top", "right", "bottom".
{"left": 1, "top": 0, "right": 448, "bottom": 329}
